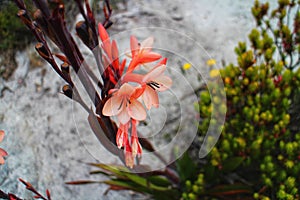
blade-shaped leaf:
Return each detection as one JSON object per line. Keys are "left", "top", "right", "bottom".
{"left": 89, "top": 163, "right": 129, "bottom": 179}
{"left": 89, "top": 170, "right": 111, "bottom": 176}
{"left": 65, "top": 180, "right": 101, "bottom": 185}
{"left": 146, "top": 176, "right": 172, "bottom": 187}
{"left": 176, "top": 152, "right": 197, "bottom": 182}
{"left": 103, "top": 179, "right": 148, "bottom": 193}
{"left": 123, "top": 173, "right": 171, "bottom": 191}
{"left": 206, "top": 184, "right": 253, "bottom": 196}
{"left": 221, "top": 157, "right": 244, "bottom": 173}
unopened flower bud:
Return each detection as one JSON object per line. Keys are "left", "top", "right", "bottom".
{"left": 62, "top": 85, "right": 73, "bottom": 99}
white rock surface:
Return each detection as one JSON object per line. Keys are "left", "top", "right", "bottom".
{"left": 0, "top": 0, "right": 275, "bottom": 199}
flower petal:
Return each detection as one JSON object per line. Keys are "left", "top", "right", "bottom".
{"left": 143, "top": 86, "right": 159, "bottom": 109}
{"left": 130, "top": 36, "right": 139, "bottom": 58}
{"left": 122, "top": 73, "right": 144, "bottom": 85}
{"left": 0, "top": 148, "right": 7, "bottom": 157}
{"left": 127, "top": 58, "right": 139, "bottom": 72}
{"left": 0, "top": 156, "right": 4, "bottom": 165}
{"left": 131, "top": 136, "right": 142, "bottom": 158}
{"left": 0, "top": 130, "right": 4, "bottom": 143}
{"left": 102, "top": 40, "right": 112, "bottom": 60}
{"left": 125, "top": 48, "right": 132, "bottom": 58}
{"left": 131, "top": 86, "right": 145, "bottom": 99}
{"left": 118, "top": 106, "right": 131, "bottom": 124}
{"left": 128, "top": 99, "right": 147, "bottom": 121}
{"left": 139, "top": 52, "right": 162, "bottom": 64}
{"left": 102, "top": 95, "right": 123, "bottom": 116}
{"left": 111, "top": 40, "right": 119, "bottom": 69}
{"left": 116, "top": 128, "right": 125, "bottom": 149}
{"left": 98, "top": 23, "right": 110, "bottom": 42}
{"left": 158, "top": 58, "right": 168, "bottom": 65}
{"left": 155, "top": 75, "right": 172, "bottom": 91}
{"left": 118, "top": 83, "right": 135, "bottom": 96}
{"left": 140, "top": 37, "right": 154, "bottom": 53}
{"left": 125, "top": 150, "right": 134, "bottom": 169}
{"left": 143, "top": 65, "right": 166, "bottom": 82}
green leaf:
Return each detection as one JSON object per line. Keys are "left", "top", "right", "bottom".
{"left": 88, "top": 163, "right": 129, "bottom": 179}
{"left": 89, "top": 170, "right": 111, "bottom": 176}
{"left": 205, "top": 184, "right": 252, "bottom": 196}
{"left": 221, "top": 157, "right": 244, "bottom": 173}
{"left": 146, "top": 176, "right": 172, "bottom": 187}
{"left": 124, "top": 173, "right": 171, "bottom": 191}
{"left": 176, "top": 152, "right": 197, "bottom": 183}
{"left": 90, "top": 163, "right": 172, "bottom": 191}
{"left": 65, "top": 180, "right": 101, "bottom": 185}
{"left": 204, "top": 164, "right": 217, "bottom": 182}
{"left": 103, "top": 179, "right": 147, "bottom": 192}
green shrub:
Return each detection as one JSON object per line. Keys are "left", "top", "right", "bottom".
{"left": 194, "top": 0, "right": 300, "bottom": 199}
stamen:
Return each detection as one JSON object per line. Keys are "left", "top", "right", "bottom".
{"left": 118, "top": 99, "right": 124, "bottom": 110}
{"left": 147, "top": 83, "right": 156, "bottom": 90}
{"left": 147, "top": 81, "right": 160, "bottom": 90}
{"left": 125, "top": 98, "right": 131, "bottom": 106}
{"left": 151, "top": 82, "right": 160, "bottom": 88}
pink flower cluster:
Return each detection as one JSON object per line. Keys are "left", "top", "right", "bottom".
{"left": 98, "top": 24, "right": 172, "bottom": 168}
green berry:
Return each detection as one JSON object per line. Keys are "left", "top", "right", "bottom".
{"left": 186, "top": 180, "right": 192, "bottom": 190}
{"left": 253, "top": 193, "right": 260, "bottom": 199}
{"left": 188, "top": 192, "right": 196, "bottom": 200}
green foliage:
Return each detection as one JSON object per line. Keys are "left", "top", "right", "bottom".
{"left": 194, "top": 0, "right": 300, "bottom": 199}
{"left": 67, "top": 163, "right": 180, "bottom": 200}
{"left": 0, "top": 1, "right": 32, "bottom": 51}
{"left": 176, "top": 152, "right": 197, "bottom": 183}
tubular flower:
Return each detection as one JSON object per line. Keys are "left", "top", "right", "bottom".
{"left": 130, "top": 119, "right": 142, "bottom": 158}
{"left": 102, "top": 83, "right": 147, "bottom": 124}
{"left": 117, "top": 120, "right": 142, "bottom": 168}
{"left": 127, "top": 36, "right": 162, "bottom": 72}
{"left": 114, "top": 120, "right": 142, "bottom": 168}
{"left": 124, "top": 139, "right": 134, "bottom": 168}
{"left": 116, "top": 123, "right": 129, "bottom": 149}
{"left": 0, "top": 130, "right": 8, "bottom": 165}
{"left": 98, "top": 23, "right": 126, "bottom": 83}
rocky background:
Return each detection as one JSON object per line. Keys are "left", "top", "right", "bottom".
{"left": 0, "top": 0, "right": 275, "bottom": 199}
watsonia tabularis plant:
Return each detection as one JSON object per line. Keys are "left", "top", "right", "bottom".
{"left": 13, "top": 0, "right": 172, "bottom": 169}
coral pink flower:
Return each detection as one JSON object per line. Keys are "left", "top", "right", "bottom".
{"left": 115, "top": 120, "right": 142, "bottom": 168}
{"left": 0, "top": 130, "right": 8, "bottom": 165}
{"left": 102, "top": 83, "right": 147, "bottom": 124}
{"left": 127, "top": 36, "right": 162, "bottom": 72}
{"left": 141, "top": 64, "right": 172, "bottom": 109}
{"left": 98, "top": 23, "right": 126, "bottom": 81}
{"left": 116, "top": 123, "right": 129, "bottom": 149}
{"left": 121, "top": 63, "right": 172, "bottom": 110}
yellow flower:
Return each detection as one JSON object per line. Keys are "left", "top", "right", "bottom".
{"left": 206, "top": 59, "right": 216, "bottom": 66}
{"left": 182, "top": 63, "right": 192, "bottom": 70}
{"left": 210, "top": 69, "right": 219, "bottom": 78}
